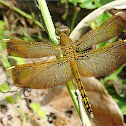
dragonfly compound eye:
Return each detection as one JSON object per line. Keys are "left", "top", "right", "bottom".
{"left": 56, "top": 25, "right": 70, "bottom": 36}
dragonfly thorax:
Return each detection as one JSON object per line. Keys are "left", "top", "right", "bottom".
{"left": 64, "top": 45, "right": 77, "bottom": 60}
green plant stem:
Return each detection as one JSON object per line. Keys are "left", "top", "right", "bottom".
{"left": 70, "top": 7, "right": 80, "bottom": 32}
{"left": 0, "top": 0, "right": 44, "bottom": 30}
{"left": 76, "top": 89, "right": 91, "bottom": 126}
{"left": 17, "top": 95, "right": 27, "bottom": 126}
{"left": 62, "top": 1, "right": 69, "bottom": 20}
{"left": 0, "top": 42, "right": 10, "bottom": 68}
{"left": 37, "top": 0, "right": 58, "bottom": 45}
{"left": 37, "top": 0, "right": 83, "bottom": 121}
{"left": 66, "top": 81, "right": 81, "bottom": 118}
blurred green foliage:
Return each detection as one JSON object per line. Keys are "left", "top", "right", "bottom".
{"left": 30, "top": 103, "right": 46, "bottom": 120}
{"left": 0, "top": 83, "right": 10, "bottom": 92}
{"left": 62, "top": 0, "right": 115, "bottom": 8}
{"left": 5, "top": 96, "right": 16, "bottom": 104}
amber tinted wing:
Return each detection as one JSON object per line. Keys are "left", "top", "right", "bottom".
{"left": 6, "top": 39, "right": 65, "bottom": 58}
{"left": 75, "top": 40, "right": 126, "bottom": 77}
{"left": 74, "top": 12, "right": 126, "bottom": 51}
{"left": 10, "top": 59, "right": 72, "bottom": 89}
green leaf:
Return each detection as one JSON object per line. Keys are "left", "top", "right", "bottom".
{"left": 96, "top": 38, "right": 115, "bottom": 48}
{"left": 0, "top": 83, "right": 10, "bottom": 92}
{"left": 89, "top": 12, "right": 111, "bottom": 30}
{"left": 11, "top": 57, "right": 25, "bottom": 65}
{"left": 96, "top": 42, "right": 109, "bottom": 48}
{"left": 0, "top": 41, "right": 6, "bottom": 50}
{"left": 113, "top": 95, "right": 126, "bottom": 114}
{"left": 38, "top": 110, "right": 46, "bottom": 120}
{"left": 122, "top": 79, "right": 126, "bottom": 85}
{"left": 61, "top": 0, "right": 66, "bottom": 3}
{"left": 0, "top": 20, "right": 6, "bottom": 30}
{"left": 79, "top": 0, "right": 97, "bottom": 9}
{"left": 5, "top": 96, "right": 15, "bottom": 104}
{"left": 104, "top": 84, "right": 126, "bottom": 115}
{"left": 30, "top": 103, "right": 46, "bottom": 119}
{"left": 0, "top": 55, "right": 10, "bottom": 68}
{"left": 95, "top": 12, "right": 111, "bottom": 27}
{"left": 30, "top": 103, "right": 41, "bottom": 113}
{"left": 90, "top": 12, "right": 115, "bottom": 49}
{"left": 120, "top": 105, "right": 126, "bottom": 114}
{"left": 99, "top": 0, "right": 115, "bottom": 5}
{"left": 69, "top": 0, "right": 80, "bottom": 6}
{"left": 104, "top": 65, "right": 124, "bottom": 84}
{"left": 0, "top": 40, "right": 10, "bottom": 68}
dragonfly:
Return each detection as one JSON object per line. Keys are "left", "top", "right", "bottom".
{"left": 4, "top": 12, "right": 126, "bottom": 118}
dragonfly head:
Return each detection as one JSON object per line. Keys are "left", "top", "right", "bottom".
{"left": 56, "top": 25, "right": 70, "bottom": 36}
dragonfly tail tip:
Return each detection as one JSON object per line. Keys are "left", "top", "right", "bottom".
{"left": 90, "top": 113, "right": 94, "bottom": 119}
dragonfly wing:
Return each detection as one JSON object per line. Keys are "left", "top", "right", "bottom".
{"left": 6, "top": 39, "right": 64, "bottom": 58}
{"left": 75, "top": 40, "right": 126, "bottom": 77}
{"left": 74, "top": 12, "right": 126, "bottom": 51}
{"left": 10, "top": 59, "right": 72, "bottom": 89}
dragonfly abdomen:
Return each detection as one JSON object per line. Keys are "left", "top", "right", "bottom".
{"left": 70, "top": 60, "right": 93, "bottom": 117}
